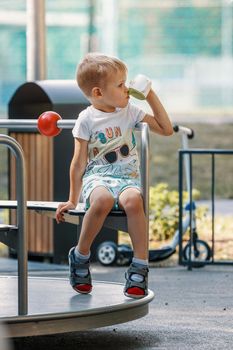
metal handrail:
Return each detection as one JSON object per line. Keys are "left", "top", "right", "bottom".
{"left": 0, "top": 119, "right": 76, "bottom": 131}
{"left": 0, "top": 134, "right": 27, "bottom": 315}
{"left": 138, "top": 123, "right": 150, "bottom": 236}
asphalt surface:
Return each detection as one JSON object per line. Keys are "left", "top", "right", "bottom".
{"left": 1, "top": 258, "right": 232, "bottom": 350}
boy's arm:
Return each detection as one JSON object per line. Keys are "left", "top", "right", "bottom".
{"left": 68, "top": 138, "right": 88, "bottom": 205}
{"left": 141, "top": 90, "right": 173, "bottom": 136}
{"left": 56, "top": 138, "right": 88, "bottom": 223}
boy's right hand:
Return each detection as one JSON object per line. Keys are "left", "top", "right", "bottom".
{"left": 128, "top": 74, "right": 152, "bottom": 100}
{"left": 55, "top": 201, "right": 76, "bottom": 224}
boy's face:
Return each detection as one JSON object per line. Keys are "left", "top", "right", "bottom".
{"left": 97, "top": 68, "right": 129, "bottom": 112}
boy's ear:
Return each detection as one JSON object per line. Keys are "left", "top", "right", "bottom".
{"left": 91, "top": 87, "right": 102, "bottom": 98}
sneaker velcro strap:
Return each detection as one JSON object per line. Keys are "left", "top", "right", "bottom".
{"left": 70, "top": 275, "right": 91, "bottom": 285}
{"left": 126, "top": 280, "right": 147, "bottom": 289}
{"left": 71, "top": 261, "right": 90, "bottom": 269}
{"left": 125, "top": 271, "right": 144, "bottom": 282}
{"left": 128, "top": 265, "right": 148, "bottom": 276}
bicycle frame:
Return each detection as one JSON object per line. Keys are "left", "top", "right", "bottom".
{"left": 169, "top": 203, "right": 197, "bottom": 250}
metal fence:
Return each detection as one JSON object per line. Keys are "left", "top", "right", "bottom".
{"left": 178, "top": 148, "right": 233, "bottom": 269}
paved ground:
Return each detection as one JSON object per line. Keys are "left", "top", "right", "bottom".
{"left": 1, "top": 257, "right": 233, "bottom": 350}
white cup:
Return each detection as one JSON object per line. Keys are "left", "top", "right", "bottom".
{"left": 128, "top": 74, "right": 152, "bottom": 100}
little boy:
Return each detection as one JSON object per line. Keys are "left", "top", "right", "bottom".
{"left": 56, "top": 53, "right": 173, "bottom": 299}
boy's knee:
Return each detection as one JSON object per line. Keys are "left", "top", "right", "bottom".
{"left": 90, "top": 192, "right": 114, "bottom": 214}
{"left": 122, "top": 192, "right": 143, "bottom": 214}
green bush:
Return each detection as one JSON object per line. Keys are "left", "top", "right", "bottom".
{"left": 149, "top": 183, "right": 206, "bottom": 241}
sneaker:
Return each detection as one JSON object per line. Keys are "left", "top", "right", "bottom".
{"left": 68, "top": 247, "right": 92, "bottom": 294}
{"left": 124, "top": 263, "right": 148, "bottom": 299}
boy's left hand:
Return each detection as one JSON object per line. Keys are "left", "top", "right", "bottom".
{"left": 55, "top": 200, "right": 76, "bottom": 223}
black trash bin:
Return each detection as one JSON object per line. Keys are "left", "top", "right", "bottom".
{"left": 8, "top": 80, "right": 118, "bottom": 263}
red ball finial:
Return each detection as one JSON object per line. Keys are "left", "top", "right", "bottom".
{"left": 38, "top": 111, "right": 62, "bottom": 137}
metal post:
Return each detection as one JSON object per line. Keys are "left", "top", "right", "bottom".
{"left": 211, "top": 154, "right": 215, "bottom": 262}
{"left": 178, "top": 151, "right": 183, "bottom": 266}
{"left": 0, "top": 134, "right": 27, "bottom": 315}
{"left": 26, "top": 0, "right": 46, "bottom": 80}
{"left": 181, "top": 133, "right": 191, "bottom": 195}
{"left": 139, "top": 123, "right": 150, "bottom": 251}
{"left": 188, "top": 153, "right": 193, "bottom": 271}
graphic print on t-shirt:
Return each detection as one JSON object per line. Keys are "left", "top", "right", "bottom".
{"left": 85, "top": 128, "right": 139, "bottom": 179}
{"left": 72, "top": 103, "right": 146, "bottom": 181}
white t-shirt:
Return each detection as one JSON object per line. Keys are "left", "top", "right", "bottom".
{"left": 72, "top": 102, "right": 146, "bottom": 180}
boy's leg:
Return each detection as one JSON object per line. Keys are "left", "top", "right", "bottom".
{"left": 77, "top": 186, "right": 115, "bottom": 254}
{"left": 118, "top": 187, "right": 149, "bottom": 298}
{"left": 69, "top": 186, "right": 114, "bottom": 294}
{"left": 118, "top": 187, "right": 148, "bottom": 260}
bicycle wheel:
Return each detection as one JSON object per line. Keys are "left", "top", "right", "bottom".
{"left": 183, "top": 239, "right": 211, "bottom": 267}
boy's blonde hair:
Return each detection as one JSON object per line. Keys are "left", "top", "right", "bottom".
{"left": 76, "top": 53, "right": 127, "bottom": 97}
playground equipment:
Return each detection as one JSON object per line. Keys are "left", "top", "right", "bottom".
{"left": 0, "top": 118, "right": 154, "bottom": 337}
{"left": 96, "top": 125, "right": 212, "bottom": 267}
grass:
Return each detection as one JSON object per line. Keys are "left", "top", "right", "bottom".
{"left": 149, "top": 123, "right": 233, "bottom": 199}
